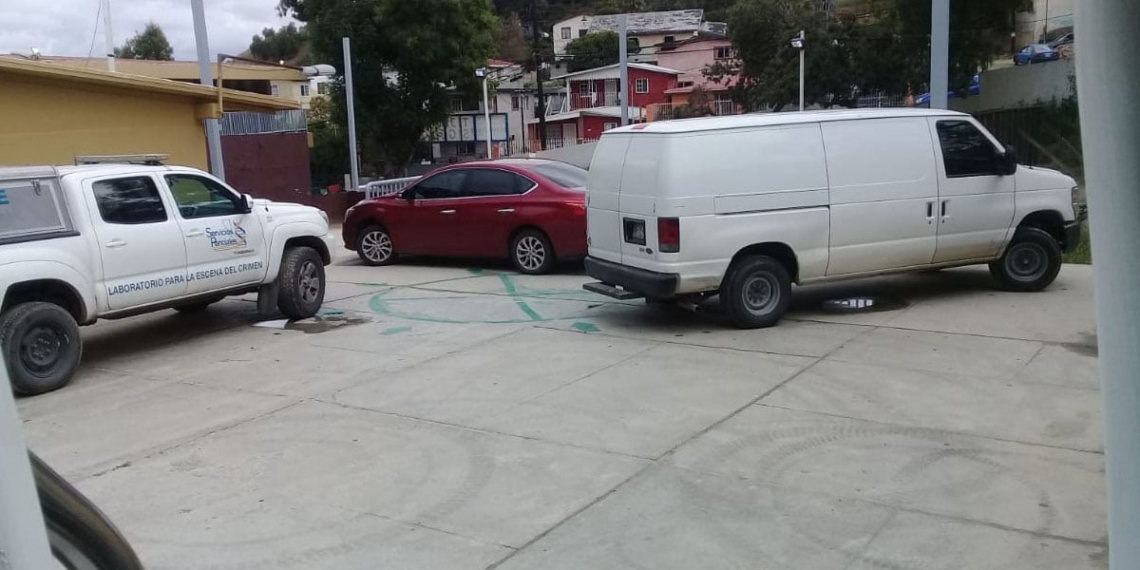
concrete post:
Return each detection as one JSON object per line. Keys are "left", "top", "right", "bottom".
{"left": 483, "top": 76, "right": 493, "bottom": 158}
{"left": 342, "top": 37, "right": 360, "bottom": 190}
{"left": 102, "top": 0, "right": 115, "bottom": 72}
{"left": 1074, "top": 2, "right": 1140, "bottom": 569}
{"left": 798, "top": 30, "right": 805, "bottom": 112}
{"left": 191, "top": 0, "right": 225, "bottom": 179}
{"left": 619, "top": 14, "right": 630, "bottom": 126}
{"left": 929, "top": 0, "right": 950, "bottom": 110}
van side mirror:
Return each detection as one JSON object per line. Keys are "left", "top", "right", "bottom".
{"left": 999, "top": 146, "right": 1019, "bottom": 176}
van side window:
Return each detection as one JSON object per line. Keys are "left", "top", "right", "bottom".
{"left": 936, "top": 121, "right": 1001, "bottom": 178}
{"left": 92, "top": 177, "right": 168, "bottom": 225}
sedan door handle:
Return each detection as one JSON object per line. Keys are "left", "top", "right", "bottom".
{"left": 185, "top": 230, "right": 205, "bottom": 238}
{"left": 105, "top": 239, "right": 128, "bottom": 249}
{"left": 497, "top": 208, "right": 515, "bottom": 214}
{"left": 439, "top": 209, "right": 457, "bottom": 215}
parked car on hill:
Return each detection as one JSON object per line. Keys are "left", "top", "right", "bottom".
{"left": 343, "top": 159, "right": 589, "bottom": 274}
{"left": 1015, "top": 43, "right": 1061, "bottom": 65}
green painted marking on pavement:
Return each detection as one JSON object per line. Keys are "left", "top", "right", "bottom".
{"left": 499, "top": 274, "right": 543, "bottom": 321}
{"left": 572, "top": 322, "right": 600, "bottom": 334}
{"left": 381, "top": 326, "right": 413, "bottom": 336}
{"left": 466, "top": 268, "right": 486, "bottom": 275}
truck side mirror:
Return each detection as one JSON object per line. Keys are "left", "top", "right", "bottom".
{"left": 999, "top": 146, "right": 1019, "bottom": 176}
{"left": 240, "top": 194, "right": 253, "bottom": 214}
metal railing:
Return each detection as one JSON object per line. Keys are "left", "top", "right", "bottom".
{"left": 570, "top": 92, "right": 619, "bottom": 110}
{"left": 363, "top": 176, "right": 421, "bottom": 199}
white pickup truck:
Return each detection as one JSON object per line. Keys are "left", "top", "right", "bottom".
{"left": 0, "top": 163, "right": 336, "bottom": 396}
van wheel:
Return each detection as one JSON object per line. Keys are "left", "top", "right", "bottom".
{"left": 720, "top": 256, "right": 792, "bottom": 329}
{"left": 1, "top": 302, "right": 82, "bottom": 396}
{"left": 357, "top": 225, "right": 396, "bottom": 266}
{"left": 990, "top": 227, "right": 1062, "bottom": 292}
{"left": 511, "top": 230, "right": 555, "bottom": 275}
{"left": 277, "top": 247, "right": 326, "bottom": 319}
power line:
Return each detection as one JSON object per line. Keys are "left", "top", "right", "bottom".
{"left": 84, "top": 0, "right": 102, "bottom": 67}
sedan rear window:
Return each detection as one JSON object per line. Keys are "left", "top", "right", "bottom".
{"left": 527, "top": 162, "right": 588, "bottom": 189}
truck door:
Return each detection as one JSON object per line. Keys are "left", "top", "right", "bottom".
{"left": 84, "top": 176, "right": 188, "bottom": 310}
{"left": 161, "top": 174, "right": 268, "bottom": 295}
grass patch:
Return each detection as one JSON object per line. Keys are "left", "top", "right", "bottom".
{"left": 1063, "top": 221, "right": 1091, "bottom": 264}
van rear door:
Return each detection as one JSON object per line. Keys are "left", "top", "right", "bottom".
{"left": 616, "top": 135, "right": 665, "bottom": 267}
{"left": 586, "top": 134, "right": 632, "bottom": 263}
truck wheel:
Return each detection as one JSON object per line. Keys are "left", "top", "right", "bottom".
{"left": 277, "top": 247, "right": 326, "bottom": 319}
{"left": 1, "top": 302, "right": 82, "bottom": 396}
{"left": 510, "top": 230, "right": 555, "bottom": 275}
{"left": 989, "top": 227, "right": 1062, "bottom": 292}
{"left": 720, "top": 255, "right": 792, "bottom": 329}
{"left": 357, "top": 225, "right": 396, "bottom": 266}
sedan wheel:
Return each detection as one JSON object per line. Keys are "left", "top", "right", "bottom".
{"left": 510, "top": 230, "right": 555, "bottom": 275}
{"left": 357, "top": 226, "right": 396, "bottom": 266}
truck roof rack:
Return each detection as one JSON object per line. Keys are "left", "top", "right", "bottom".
{"left": 75, "top": 154, "right": 169, "bottom": 166}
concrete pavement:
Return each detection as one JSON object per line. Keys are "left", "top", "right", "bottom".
{"left": 16, "top": 253, "right": 1106, "bottom": 570}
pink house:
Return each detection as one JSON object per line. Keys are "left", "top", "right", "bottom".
{"left": 653, "top": 33, "right": 741, "bottom": 118}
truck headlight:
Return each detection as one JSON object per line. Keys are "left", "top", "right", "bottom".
{"left": 320, "top": 210, "right": 329, "bottom": 225}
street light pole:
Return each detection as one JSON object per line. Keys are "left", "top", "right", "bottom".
{"left": 531, "top": 0, "right": 547, "bottom": 150}
{"left": 930, "top": 0, "right": 950, "bottom": 110}
{"left": 479, "top": 68, "right": 493, "bottom": 158}
{"left": 342, "top": 37, "right": 359, "bottom": 192}
{"left": 798, "top": 30, "right": 805, "bottom": 112}
{"left": 619, "top": 14, "right": 630, "bottom": 125}
{"left": 190, "top": 0, "right": 225, "bottom": 179}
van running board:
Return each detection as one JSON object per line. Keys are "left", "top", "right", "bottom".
{"left": 583, "top": 282, "right": 644, "bottom": 300}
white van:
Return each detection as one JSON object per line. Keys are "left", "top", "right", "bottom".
{"left": 583, "top": 109, "right": 1082, "bottom": 328}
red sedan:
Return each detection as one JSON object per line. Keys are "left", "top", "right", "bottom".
{"left": 343, "top": 159, "right": 589, "bottom": 274}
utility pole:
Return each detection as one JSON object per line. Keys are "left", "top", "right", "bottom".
{"left": 930, "top": 0, "right": 950, "bottom": 110}
{"left": 102, "top": 0, "right": 115, "bottom": 72}
{"left": 531, "top": 0, "right": 547, "bottom": 150}
{"left": 797, "top": 30, "right": 805, "bottom": 112}
{"left": 343, "top": 37, "right": 360, "bottom": 192}
{"left": 619, "top": 14, "right": 630, "bottom": 125}
{"left": 191, "top": 0, "right": 225, "bottom": 179}
{"left": 1075, "top": 2, "right": 1140, "bottom": 569}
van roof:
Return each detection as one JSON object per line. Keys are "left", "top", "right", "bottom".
{"left": 609, "top": 108, "right": 968, "bottom": 135}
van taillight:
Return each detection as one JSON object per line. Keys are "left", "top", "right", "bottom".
{"left": 658, "top": 218, "right": 680, "bottom": 253}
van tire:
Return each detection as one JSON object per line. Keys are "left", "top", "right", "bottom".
{"left": 357, "top": 225, "right": 396, "bottom": 266}
{"left": 510, "top": 230, "right": 555, "bottom": 275}
{"left": 990, "top": 227, "right": 1062, "bottom": 292}
{"left": 1, "top": 302, "right": 82, "bottom": 396}
{"left": 720, "top": 256, "right": 792, "bottom": 329}
{"left": 277, "top": 247, "right": 326, "bottom": 319}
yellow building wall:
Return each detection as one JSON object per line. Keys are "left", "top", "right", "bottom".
{"left": 0, "top": 79, "right": 209, "bottom": 169}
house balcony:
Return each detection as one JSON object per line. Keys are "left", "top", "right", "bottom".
{"left": 570, "top": 91, "right": 620, "bottom": 110}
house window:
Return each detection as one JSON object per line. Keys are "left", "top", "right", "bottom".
{"left": 603, "top": 121, "right": 618, "bottom": 131}
{"left": 561, "top": 27, "right": 572, "bottom": 39}
{"left": 664, "top": 35, "right": 676, "bottom": 44}
{"left": 457, "top": 142, "right": 477, "bottom": 155}
{"left": 317, "top": 82, "right": 331, "bottom": 95}
{"left": 579, "top": 29, "right": 588, "bottom": 38}
{"left": 300, "top": 84, "right": 310, "bottom": 97}
{"left": 715, "top": 46, "right": 737, "bottom": 60}
{"left": 270, "top": 84, "right": 280, "bottom": 97}
{"left": 578, "top": 81, "right": 591, "bottom": 95}
{"left": 511, "top": 95, "right": 521, "bottom": 110}
{"left": 635, "top": 78, "right": 649, "bottom": 94}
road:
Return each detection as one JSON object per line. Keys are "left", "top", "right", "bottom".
{"left": 17, "top": 251, "right": 1106, "bottom": 570}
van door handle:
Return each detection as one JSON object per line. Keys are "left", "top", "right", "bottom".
{"left": 941, "top": 200, "right": 948, "bottom": 222}
{"left": 497, "top": 208, "right": 515, "bottom": 214}
{"left": 185, "top": 230, "right": 205, "bottom": 238}
{"left": 926, "top": 202, "right": 934, "bottom": 220}
{"left": 440, "top": 209, "right": 457, "bottom": 215}
{"left": 105, "top": 239, "right": 128, "bottom": 249}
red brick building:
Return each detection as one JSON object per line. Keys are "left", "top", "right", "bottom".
{"left": 528, "top": 63, "right": 680, "bottom": 148}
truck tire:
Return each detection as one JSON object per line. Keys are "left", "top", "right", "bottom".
{"left": 989, "top": 227, "right": 1062, "bottom": 292}
{"left": 1, "top": 302, "right": 82, "bottom": 396}
{"left": 277, "top": 246, "right": 326, "bottom": 319}
{"left": 720, "top": 255, "right": 792, "bottom": 329}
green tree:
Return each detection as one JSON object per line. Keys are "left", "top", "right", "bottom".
{"left": 564, "top": 30, "right": 639, "bottom": 71}
{"left": 250, "top": 23, "right": 311, "bottom": 65}
{"left": 114, "top": 21, "right": 174, "bottom": 61}
{"left": 495, "top": 12, "right": 532, "bottom": 62}
{"left": 279, "top": 0, "right": 497, "bottom": 176}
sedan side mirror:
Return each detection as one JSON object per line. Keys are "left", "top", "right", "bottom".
{"left": 400, "top": 188, "right": 416, "bottom": 201}
{"left": 999, "top": 146, "right": 1019, "bottom": 176}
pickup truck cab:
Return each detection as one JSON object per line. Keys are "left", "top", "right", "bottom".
{"left": 0, "top": 162, "right": 336, "bottom": 395}
{"left": 584, "top": 109, "right": 1083, "bottom": 328}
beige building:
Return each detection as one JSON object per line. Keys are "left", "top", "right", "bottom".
{"left": 1016, "top": 0, "right": 1074, "bottom": 46}
{"left": 30, "top": 56, "right": 317, "bottom": 109}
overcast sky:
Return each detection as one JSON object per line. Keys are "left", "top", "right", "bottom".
{"left": 0, "top": 0, "right": 294, "bottom": 60}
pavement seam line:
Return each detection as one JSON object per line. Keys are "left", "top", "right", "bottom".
{"left": 559, "top": 325, "right": 854, "bottom": 359}
{"left": 353, "top": 510, "right": 518, "bottom": 551}
{"left": 790, "top": 316, "right": 1094, "bottom": 346}
{"left": 311, "top": 398, "right": 656, "bottom": 462}
{"left": 754, "top": 402, "right": 1105, "bottom": 456}
{"left": 76, "top": 398, "right": 306, "bottom": 482}
{"left": 839, "top": 510, "right": 898, "bottom": 570}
